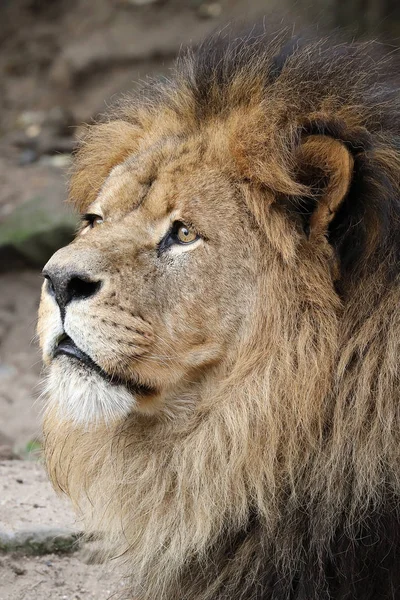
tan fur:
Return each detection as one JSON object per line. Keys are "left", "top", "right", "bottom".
{"left": 39, "top": 28, "right": 400, "bottom": 599}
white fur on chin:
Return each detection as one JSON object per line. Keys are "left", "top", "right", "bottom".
{"left": 44, "top": 357, "right": 137, "bottom": 426}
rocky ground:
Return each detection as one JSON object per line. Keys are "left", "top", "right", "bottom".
{"left": 0, "top": 461, "right": 125, "bottom": 600}
{"left": 0, "top": 554, "right": 124, "bottom": 600}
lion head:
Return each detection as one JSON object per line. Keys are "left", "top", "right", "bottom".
{"left": 39, "top": 27, "right": 400, "bottom": 600}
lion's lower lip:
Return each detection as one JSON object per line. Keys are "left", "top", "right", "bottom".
{"left": 54, "top": 335, "right": 104, "bottom": 375}
{"left": 55, "top": 336, "right": 91, "bottom": 363}
{"left": 53, "top": 335, "right": 155, "bottom": 396}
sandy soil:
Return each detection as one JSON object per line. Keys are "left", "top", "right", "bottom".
{"left": 0, "top": 462, "right": 125, "bottom": 600}
{"left": 0, "top": 554, "right": 126, "bottom": 600}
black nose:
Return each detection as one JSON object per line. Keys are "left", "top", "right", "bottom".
{"left": 42, "top": 267, "right": 102, "bottom": 312}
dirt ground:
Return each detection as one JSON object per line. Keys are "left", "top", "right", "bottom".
{"left": 0, "top": 554, "right": 126, "bottom": 600}
{"left": 0, "top": 462, "right": 124, "bottom": 600}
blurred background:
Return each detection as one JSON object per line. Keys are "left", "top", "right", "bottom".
{"left": 0, "top": 0, "right": 399, "bottom": 467}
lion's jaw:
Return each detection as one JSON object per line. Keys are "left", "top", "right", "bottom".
{"left": 38, "top": 149, "right": 258, "bottom": 425}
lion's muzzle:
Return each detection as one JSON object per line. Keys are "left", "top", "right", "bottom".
{"left": 43, "top": 262, "right": 102, "bottom": 317}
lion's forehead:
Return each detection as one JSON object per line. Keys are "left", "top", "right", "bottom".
{"left": 92, "top": 137, "right": 233, "bottom": 229}
{"left": 96, "top": 172, "right": 183, "bottom": 230}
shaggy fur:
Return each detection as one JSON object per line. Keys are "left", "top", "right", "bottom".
{"left": 40, "top": 25, "right": 400, "bottom": 600}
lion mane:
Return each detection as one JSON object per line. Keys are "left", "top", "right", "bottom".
{"left": 43, "top": 26, "right": 400, "bottom": 600}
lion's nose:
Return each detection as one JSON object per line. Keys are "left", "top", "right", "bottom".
{"left": 42, "top": 266, "right": 102, "bottom": 312}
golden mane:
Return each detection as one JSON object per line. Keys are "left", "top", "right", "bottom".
{"left": 44, "top": 26, "right": 400, "bottom": 600}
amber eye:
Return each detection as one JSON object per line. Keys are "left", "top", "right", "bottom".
{"left": 82, "top": 213, "right": 104, "bottom": 228}
{"left": 158, "top": 220, "right": 200, "bottom": 254}
{"left": 176, "top": 223, "right": 198, "bottom": 244}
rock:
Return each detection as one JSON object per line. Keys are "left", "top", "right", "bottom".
{"left": 39, "top": 154, "right": 72, "bottom": 169}
{"left": 0, "top": 271, "right": 44, "bottom": 450}
{"left": 10, "top": 562, "right": 26, "bottom": 575}
{"left": 16, "top": 111, "right": 47, "bottom": 130}
{"left": 0, "top": 194, "right": 77, "bottom": 271}
{"left": 197, "top": 1, "right": 222, "bottom": 18}
{"left": 0, "top": 461, "right": 82, "bottom": 556}
{"left": 0, "top": 446, "right": 18, "bottom": 460}
{"left": 0, "top": 431, "right": 14, "bottom": 447}
{"left": 0, "top": 528, "right": 81, "bottom": 555}
{"left": 11, "top": 107, "right": 76, "bottom": 163}
{"left": 49, "top": 10, "right": 214, "bottom": 89}
{"left": 18, "top": 148, "right": 38, "bottom": 166}
{"left": 123, "top": 0, "right": 160, "bottom": 5}
{"left": 0, "top": 431, "right": 19, "bottom": 460}
{"left": 16, "top": 107, "right": 74, "bottom": 138}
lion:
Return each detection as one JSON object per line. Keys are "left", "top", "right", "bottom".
{"left": 38, "top": 25, "right": 400, "bottom": 600}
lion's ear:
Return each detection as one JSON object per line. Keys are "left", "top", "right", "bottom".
{"left": 295, "top": 135, "right": 354, "bottom": 241}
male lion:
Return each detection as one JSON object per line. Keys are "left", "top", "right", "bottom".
{"left": 38, "top": 26, "right": 400, "bottom": 600}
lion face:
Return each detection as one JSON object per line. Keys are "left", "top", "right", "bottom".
{"left": 38, "top": 137, "right": 259, "bottom": 423}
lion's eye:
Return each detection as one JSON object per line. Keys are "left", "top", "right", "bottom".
{"left": 175, "top": 223, "right": 198, "bottom": 244}
{"left": 158, "top": 221, "right": 200, "bottom": 254}
{"left": 82, "top": 213, "right": 104, "bottom": 228}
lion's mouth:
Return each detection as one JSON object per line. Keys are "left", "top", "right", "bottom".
{"left": 54, "top": 335, "right": 155, "bottom": 397}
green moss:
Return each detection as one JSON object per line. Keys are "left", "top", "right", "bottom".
{"left": 20, "top": 438, "right": 43, "bottom": 461}
{"left": 0, "top": 196, "right": 77, "bottom": 267}
{"left": 0, "top": 529, "right": 82, "bottom": 555}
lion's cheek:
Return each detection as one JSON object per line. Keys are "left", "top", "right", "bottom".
{"left": 63, "top": 301, "right": 153, "bottom": 364}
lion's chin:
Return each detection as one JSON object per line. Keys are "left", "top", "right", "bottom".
{"left": 44, "top": 356, "right": 137, "bottom": 426}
